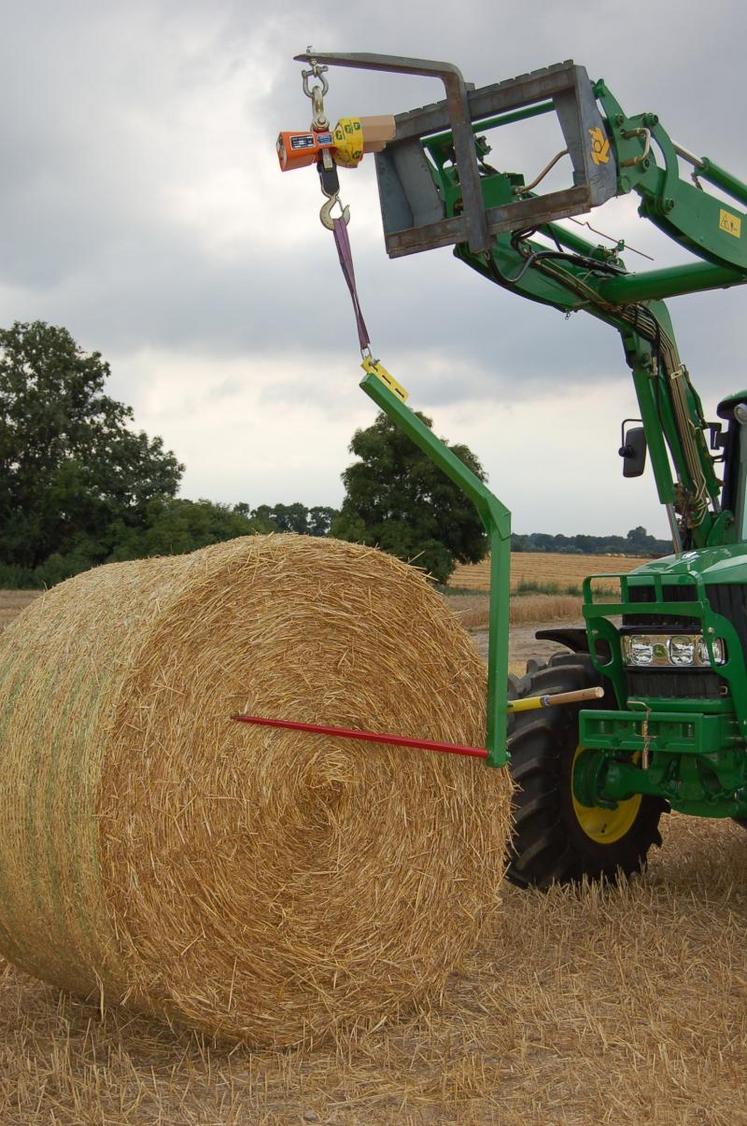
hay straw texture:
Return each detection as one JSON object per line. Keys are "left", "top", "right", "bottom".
{"left": 0, "top": 535, "right": 510, "bottom": 1046}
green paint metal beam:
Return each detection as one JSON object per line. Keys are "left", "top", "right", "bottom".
{"left": 598, "top": 262, "right": 745, "bottom": 304}
{"left": 360, "top": 369, "right": 511, "bottom": 768}
{"left": 697, "top": 157, "right": 747, "bottom": 208}
{"left": 424, "top": 100, "right": 555, "bottom": 152}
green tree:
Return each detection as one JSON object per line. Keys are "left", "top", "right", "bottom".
{"left": 250, "top": 504, "right": 278, "bottom": 530}
{"left": 331, "top": 411, "right": 488, "bottom": 583}
{"left": 627, "top": 525, "right": 651, "bottom": 550}
{"left": 270, "top": 502, "right": 309, "bottom": 534}
{"left": 0, "top": 321, "right": 183, "bottom": 571}
{"left": 26, "top": 499, "right": 269, "bottom": 588}
{"left": 107, "top": 498, "right": 260, "bottom": 560}
{"left": 246, "top": 503, "right": 339, "bottom": 536}
{"left": 308, "top": 505, "right": 338, "bottom": 536}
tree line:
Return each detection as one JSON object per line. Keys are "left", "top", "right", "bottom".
{"left": 512, "top": 527, "right": 671, "bottom": 556}
{"left": 0, "top": 321, "right": 670, "bottom": 590}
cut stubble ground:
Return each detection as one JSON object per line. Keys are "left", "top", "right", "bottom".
{"left": 451, "top": 552, "right": 652, "bottom": 594}
{"left": 0, "top": 816, "right": 743, "bottom": 1124}
{"left": 0, "top": 589, "right": 39, "bottom": 632}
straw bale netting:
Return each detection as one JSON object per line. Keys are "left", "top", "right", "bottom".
{"left": 0, "top": 535, "right": 511, "bottom": 1046}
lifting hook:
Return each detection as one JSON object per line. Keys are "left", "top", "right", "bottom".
{"left": 320, "top": 189, "right": 350, "bottom": 229}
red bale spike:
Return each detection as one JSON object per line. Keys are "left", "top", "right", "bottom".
{"left": 232, "top": 714, "right": 488, "bottom": 760}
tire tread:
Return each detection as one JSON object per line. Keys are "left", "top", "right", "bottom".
{"left": 506, "top": 652, "right": 664, "bottom": 889}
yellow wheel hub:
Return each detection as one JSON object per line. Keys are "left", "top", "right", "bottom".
{"left": 571, "top": 745, "right": 642, "bottom": 844}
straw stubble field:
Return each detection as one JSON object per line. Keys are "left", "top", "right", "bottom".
{"left": 451, "top": 552, "right": 652, "bottom": 593}
{"left": 448, "top": 552, "right": 652, "bottom": 636}
{"left": 0, "top": 567, "right": 744, "bottom": 1124}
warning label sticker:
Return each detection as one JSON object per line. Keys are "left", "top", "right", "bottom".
{"left": 719, "top": 208, "right": 742, "bottom": 239}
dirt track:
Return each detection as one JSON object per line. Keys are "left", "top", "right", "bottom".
{"left": 473, "top": 621, "right": 574, "bottom": 671}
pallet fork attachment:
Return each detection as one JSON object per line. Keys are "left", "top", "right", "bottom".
{"left": 294, "top": 52, "right": 617, "bottom": 258}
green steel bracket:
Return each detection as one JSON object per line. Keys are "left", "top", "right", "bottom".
{"left": 580, "top": 709, "right": 731, "bottom": 757}
{"left": 595, "top": 81, "right": 747, "bottom": 277}
{"left": 578, "top": 710, "right": 747, "bottom": 818}
{"left": 360, "top": 368, "right": 511, "bottom": 767}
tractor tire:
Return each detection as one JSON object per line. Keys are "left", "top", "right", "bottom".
{"left": 507, "top": 652, "right": 665, "bottom": 889}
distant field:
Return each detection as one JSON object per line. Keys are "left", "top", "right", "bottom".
{"left": 448, "top": 591, "right": 583, "bottom": 630}
{"left": 0, "top": 590, "right": 40, "bottom": 632}
{"left": 451, "top": 552, "right": 653, "bottom": 593}
{"left": 445, "top": 552, "right": 653, "bottom": 632}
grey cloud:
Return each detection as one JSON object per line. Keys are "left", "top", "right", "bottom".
{"left": 1, "top": 0, "right": 745, "bottom": 430}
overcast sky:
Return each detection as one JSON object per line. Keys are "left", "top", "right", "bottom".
{"left": 2, "top": 0, "right": 746, "bottom": 537}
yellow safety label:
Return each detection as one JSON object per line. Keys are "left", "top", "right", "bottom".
{"left": 361, "top": 357, "right": 409, "bottom": 402}
{"left": 719, "top": 208, "right": 742, "bottom": 238}
{"left": 588, "top": 126, "right": 610, "bottom": 165}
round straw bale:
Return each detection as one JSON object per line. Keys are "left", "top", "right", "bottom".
{"left": 0, "top": 535, "right": 511, "bottom": 1045}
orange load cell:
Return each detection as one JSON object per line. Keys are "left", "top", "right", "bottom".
{"left": 276, "top": 129, "right": 334, "bottom": 171}
{"left": 277, "top": 116, "right": 395, "bottom": 172}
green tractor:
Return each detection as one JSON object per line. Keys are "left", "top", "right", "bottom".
{"left": 275, "top": 52, "right": 747, "bottom": 888}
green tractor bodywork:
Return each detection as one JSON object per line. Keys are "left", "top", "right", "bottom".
{"left": 581, "top": 555, "right": 747, "bottom": 820}
{"left": 295, "top": 53, "right": 747, "bottom": 855}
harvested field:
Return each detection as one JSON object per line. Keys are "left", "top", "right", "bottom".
{"left": 447, "top": 590, "right": 584, "bottom": 631}
{"left": 446, "top": 551, "right": 651, "bottom": 632}
{"left": 452, "top": 551, "right": 653, "bottom": 593}
{"left": 0, "top": 815, "right": 742, "bottom": 1124}
{"left": 0, "top": 589, "right": 39, "bottom": 632}
{"left": 0, "top": 576, "right": 744, "bottom": 1123}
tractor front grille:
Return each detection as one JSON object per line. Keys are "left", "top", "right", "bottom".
{"left": 707, "top": 583, "right": 747, "bottom": 655}
{"left": 622, "top": 583, "right": 699, "bottom": 629}
{"left": 621, "top": 581, "right": 738, "bottom": 700}
{"left": 625, "top": 669, "right": 726, "bottom": 700}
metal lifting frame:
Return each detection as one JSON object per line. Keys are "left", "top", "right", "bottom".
{"left": 281, "top": 51, "right": 626, "bottom": 764}
{"left": 360, "top": 368, "right": 512, "bottom": 768}
{"left": 284, "top": 51, "right": 620, "bottom": 766}
{"left": 294, "top": 51, "right": 617, "bottom": 258}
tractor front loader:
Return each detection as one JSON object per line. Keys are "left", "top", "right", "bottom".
{"left": 257, "top": 51, "right": 747, "bottom": 889}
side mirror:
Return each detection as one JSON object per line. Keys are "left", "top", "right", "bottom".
{"left": 619, "top": 422, "right": 647, "bottom": 478}
{"left": 708, "top": 420, "right": 725, "bottom": 451}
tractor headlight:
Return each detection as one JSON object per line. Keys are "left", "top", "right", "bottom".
{"left": 669, "top": 635, "right": 696, "bottom": 666}
{"left": 621, "top": 633, "right": 725, "bottom": 668}
{"left": 627, "top": 636, "right": 656, "bottom": 665}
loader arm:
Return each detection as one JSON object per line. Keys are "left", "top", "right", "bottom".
{"left": 419, "top": 70, "right": 747, "bottom": 552}
{"left": 296, "top": 51, "right": 747, "bottom": 551}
